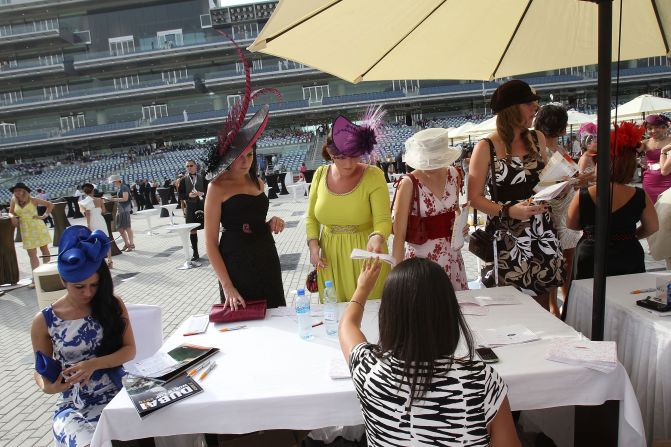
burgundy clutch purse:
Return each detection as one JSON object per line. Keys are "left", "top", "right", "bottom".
{"left": 209, "top": 300, "right": 267, "bottom": 323}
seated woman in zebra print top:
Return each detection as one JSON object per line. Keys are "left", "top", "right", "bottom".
{"left": 340, "top": 257, "right": 520, "bottom": 446}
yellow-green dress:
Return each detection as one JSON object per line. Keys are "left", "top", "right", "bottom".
{"left": 306, "top": 164, "right": 391, "bottom": 302}
{"left": 14, "top": 200, "right": 51, "bottom": 250}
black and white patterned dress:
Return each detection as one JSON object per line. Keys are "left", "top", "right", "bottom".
{"left": 486, "top": 145, "right": 564, "bottom": 296}
{"left": 350, "top": 343, "right": 507, "bottom": 446}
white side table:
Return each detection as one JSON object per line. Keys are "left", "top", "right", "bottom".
{"left": 160, "top": 203, "right": 179, "bottom": 225}
{"left": 134, "top": 209, "right": 160, "bottom": 235}
{"left": 166, "top": 223, "right": 202, "bottom": 269}
{"left": 287, "top": 184, "right": 304, "bottom": 201}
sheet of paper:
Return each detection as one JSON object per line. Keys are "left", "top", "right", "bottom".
{"left": 538, "top": 151, "right": 579, "bottom": 183}
{"left": 125, "top": 351, "right": 178, "bottom": 378}
{"left": 350, "top": 248, "right": 397, "bottom": 267}
{"left": 459, "top": 303, "right": 489, "bottom": 316}
{"left": 532, "top": 180, "right": 571, "bottom": 202}
{"left": 451, "top": 203, "right": 470, "bottom": 250}
{"left": 475, "top": 324, "right": 540, "bottom": 347}
{"left": 457, "top": 294, "right": 520, "bottom": 306}
{"left": 329, "top": 356, "right": 352, "bottom": 380}
{"left": 546, "top": 340, "right": 617, "bottom": 373}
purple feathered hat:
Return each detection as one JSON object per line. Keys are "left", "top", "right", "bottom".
{"left": 204, "top": 31, "right": 281, "bottom": 180}
{"left": 645, "top": 114, "right": 671, "bottom": 127}
{"left": 328, "top": 106, "right": 385, "bottom": 158}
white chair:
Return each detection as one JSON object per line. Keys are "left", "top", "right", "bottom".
{"left": 33, "top": 262, "right": 65, "bottom": 309}
{"left": 124, "top": 303, "right": 162, "bottom": 362}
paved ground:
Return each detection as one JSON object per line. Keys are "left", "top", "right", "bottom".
{"left": 0, "top": 190, "right": 665, "bottom": 446}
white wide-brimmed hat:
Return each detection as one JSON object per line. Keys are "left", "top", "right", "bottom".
{"left": 404, "top": 128, "right": 462, "bottom": 170}
{"left": 108, "top": 174, "right": 122, "bottom": 183}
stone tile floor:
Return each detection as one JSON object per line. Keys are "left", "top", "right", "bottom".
{"left": 0, "top": 192, "right": 665, "bottom": 446}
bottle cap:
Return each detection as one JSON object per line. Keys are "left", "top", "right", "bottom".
{"left": 296, "top": 288, "right": 305, "bottom": 296}
{"left": 325, "top": 280, "right": 333, "bottom": 288}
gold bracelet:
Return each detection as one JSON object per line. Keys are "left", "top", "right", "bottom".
{"left": 349, "top": 300, "right": 365, "bottom": 308}
{"left": 368, "top": 231, "right": 386, "bottom": 243}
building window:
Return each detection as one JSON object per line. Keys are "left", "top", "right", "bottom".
{"left": 227, "top": 95, "right": 241, "bottom": 109}
{"left": 302, "top": 85, "right": 330, "bottom": 105}
{"left": 0, "top": 58, "right": 17, "bottom": 70}
{"left": 39, "top": 52, "right": 63, "bottom": 66}
{"left": 60, "top": 113, "right": 85, "bottom": 131}
{"left": 114, "top": 74, "right": 140, "bottom": 90}
{"left": 200, "top": 14, "right": 212, "bottom": 29}
{"left": 252, "top": 59, "right": 263, "bottom": 71}
{"left": 109, "top": 36, "right": 135, "bottom": 56}
{"left": 0, "top": 24, "right": 11, "bottom": 37}
{"left": 157, "top": 29, "right": 183, "bottom": 49}
{"left": 0, "top": 90, "right": 22, "bottom": 106}
{"left": 141, "top": 104, "right": 168, "bottom": 121}
{"left": 34, "top": 18, "right": 59, "bottom": 32}
{"left": 162, "top": 67, "right": 188, "bottom": 84}
{"left": 392, "top": 80, "right": 420, "bottom": 93}
{"left": 231, "top": 23, "right": 258, "bottom": 40}
{"left": 0, "top": 122, "right": 17, "bottom": 137}
{"left": 43, "top": 84, "right": 68, "bottom": 100}
{"left": 74, "top": 30, "right": 92, "bottom": 44}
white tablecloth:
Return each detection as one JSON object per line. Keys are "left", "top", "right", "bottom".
{"left": 566, "top": 273, "right": 671, "bottom": 443}
{"left": 92, "top": 287, "right": 645, "bottom": 447}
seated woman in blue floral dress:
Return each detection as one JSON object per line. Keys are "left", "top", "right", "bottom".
{"left": 30, "top": 225, "right": 136, "bottom": 447}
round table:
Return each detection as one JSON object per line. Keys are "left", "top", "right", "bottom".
{"left": 165, "top": 223, "right": 202, "bottom": 269}
{"left": 0, "top": 217, "right": 19, "bottom": 285}
{"left": 160, "top": 203, "right": 179, "bottom": 225}
{"left": 134, "top": 209, "right": 160, "bottom": 235}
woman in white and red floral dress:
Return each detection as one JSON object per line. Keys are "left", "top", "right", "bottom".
{"left": 392, "top": 128, "right": 468, "bottom": 291}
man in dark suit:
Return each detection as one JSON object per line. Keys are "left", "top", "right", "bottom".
{"left": 177, "top": 160, "right": 207, "bottom": 261}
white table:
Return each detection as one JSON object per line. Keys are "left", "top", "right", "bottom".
{"left": 566, "top": 273, "right": 671, "bottom": 444}
{"left": 92, "top": 287, "right": 645, "bottom": 447}
{"left": 287, "top": 183, "right": 307, "bottom": 201}
{"left": 134, "top": 209, "right": 160, "bottom": 235}
{"left": 164, "top": 223, "right": 201, "bottom": 269}
{"left": 159, "top": 203, "right": 179, "bottom": 225}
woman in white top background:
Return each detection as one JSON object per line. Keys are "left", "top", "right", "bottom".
{"left": 79, "top": 183, "right": 113, "bottom": 268}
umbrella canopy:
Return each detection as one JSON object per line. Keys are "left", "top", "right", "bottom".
{"left": 450, "top": 122, "right": 476, "bottom": 138}
{"left": 250, "top": 0, "right": 670, "bottom": 83}
{"left": 467, "top": 116, "right": 498, "bottom": 136}
{"left": 567, "top": 110, "right": 597, "bottom": 126}
{"left": 611, "top": 94, "right": 671, "bottom": 119}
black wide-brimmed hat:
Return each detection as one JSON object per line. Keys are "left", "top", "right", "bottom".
{"left": 9, "top": 182, "right": 31, "bottom": 193}
{"left": 204, "top": 31, "right": 280, "bottom": 181}
{"left": 490, "top": 80, "right": 540, "bottom": 113}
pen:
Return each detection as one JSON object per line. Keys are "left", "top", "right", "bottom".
{"left": 187, "top": 360, "right": 211, "bottom": 377}
{"left": 631, "top": 288, "right": 656, "bottom": 294}
{"left": 312, "top": 321, "right": 324, "bottom": 328}
{"left": 219, "top": 325, "right": 247, "bottom": 332}
{"left": 199, "top": 361, "right": 217, "bottom": 380}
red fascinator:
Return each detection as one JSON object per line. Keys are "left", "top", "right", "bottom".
{"left": 610, "top": 122, "right": 645, "bottom": 157}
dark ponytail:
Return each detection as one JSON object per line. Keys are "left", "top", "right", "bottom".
{"left": 91, "top": 262, "right": 126, "bottom": 356}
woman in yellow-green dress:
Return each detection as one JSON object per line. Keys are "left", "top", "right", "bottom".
{"left": 306, "top": 108, "right": 391, "bottom": 301}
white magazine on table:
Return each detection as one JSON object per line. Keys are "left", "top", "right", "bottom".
{"left": 546, "top": 340, "right": 618, "bottom": 373}
{"left": 457, "top": 294, "right": 520, "bottom": 306}
{"left": 475, "top": 324, "right": 540, "bottom": 347}
{"left": 329, "top": 356, "right": 352, "bottom": 380}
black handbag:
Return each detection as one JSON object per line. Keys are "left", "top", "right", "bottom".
{"left": 468, "top": 139, "right": 498, "bottom": 263}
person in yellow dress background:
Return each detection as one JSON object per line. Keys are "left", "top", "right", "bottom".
{"left": 306, "top": 108, "right": 391, "bottom": 302}
{"left": 8, "top": 182, "right": 53, "bottom": 275}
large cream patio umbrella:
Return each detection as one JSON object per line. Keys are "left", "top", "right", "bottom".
{"left": 611, "top": 94, "right": 671, "bottom": 120}
{"left": 250, "top": 0, "right": 671, "bottom": 346}
{"left": 250, "top": 0, "right": 669, "bottom": 83}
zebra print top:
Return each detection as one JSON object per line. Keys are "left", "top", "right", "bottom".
{"left": 350, "top": 342, "right": 507, "bottom": 446}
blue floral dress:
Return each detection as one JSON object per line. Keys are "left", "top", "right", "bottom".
{"left": 42, "top": 306, "right": 122, "bottom": 447}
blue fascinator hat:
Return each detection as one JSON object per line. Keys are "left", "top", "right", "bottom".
{"left": 57, "top": 226, "right": 110, "bottom": 282}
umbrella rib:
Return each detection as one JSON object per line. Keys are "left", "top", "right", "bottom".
{"left": 491, "top": 0, "right": 533, "bottom": 80}
{"left": 651, "top": 0, "right": 670, "bottom": 55}
{"left": 358, "top": 0, "right": 449, "bottom": 81}
{"left": 263, "top": 0, "right": 343, "bottom": 45}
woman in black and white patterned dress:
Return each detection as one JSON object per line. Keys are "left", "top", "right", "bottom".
{"left": 340, "top": 257, "right": 519, "bottom": 446}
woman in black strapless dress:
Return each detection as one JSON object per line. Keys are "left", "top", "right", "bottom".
{"left": 204, "top": 143, "right": 287, "bottom": 309}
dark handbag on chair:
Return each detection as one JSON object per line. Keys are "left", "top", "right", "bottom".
{"left": 391, "top": 173, "right": 429, "bottom": 245}
{"left": 468, "top": 139, "right": 498, "bottom": 263}
{"left": 209, "top": 300, "right": 267, "bottom": 323}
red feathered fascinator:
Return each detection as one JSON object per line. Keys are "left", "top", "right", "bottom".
{"left": 610, "top": 122, "right": 645, "bottom": 157}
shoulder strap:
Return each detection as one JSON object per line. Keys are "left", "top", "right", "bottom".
{"left": 483, "top": 138, "right": 498, "bottom": 202}
{"left": 390, "top": 174, "right": 421, "bottom": 216}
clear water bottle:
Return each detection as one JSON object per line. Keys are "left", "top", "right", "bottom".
{"left": 323, "top": 280, "right": 339, "bottom": 337}
{"left": 295, "top": 288, "right": 313, "bottom": 340}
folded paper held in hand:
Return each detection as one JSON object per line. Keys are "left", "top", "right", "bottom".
{"left": 532, "top": 180, "right": 572, "bottom": 202}
{"left": 538, "top": 150, "right": 579, "bottom": 183}
{"left": 451, "top": 203, "right": 470, "bottom": 250}
{"left": 350, "top": 248, "right": 397, "bottom": 267}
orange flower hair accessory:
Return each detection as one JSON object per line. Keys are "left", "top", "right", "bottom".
{"left": 610, "top": 122, "right": 645, "bottom": 157}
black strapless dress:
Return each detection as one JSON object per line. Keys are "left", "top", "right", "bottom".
{"left": 218, "top": 193, "right": 286, "bottom": 308}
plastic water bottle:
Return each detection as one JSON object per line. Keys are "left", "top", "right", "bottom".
{"left": 323, "top": 280, "right": 339, "bottom": 337}
{"left": 295, "top": 288, "right": 313, "bottom": 340}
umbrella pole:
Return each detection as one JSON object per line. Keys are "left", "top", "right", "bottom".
{"left": 592, "top": 0, "right": 613, "bottom": 343}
